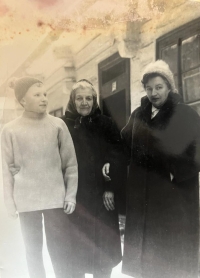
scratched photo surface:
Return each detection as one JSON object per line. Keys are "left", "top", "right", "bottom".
{"left": 0, "top": 0, "right": 200, "bottom": 277}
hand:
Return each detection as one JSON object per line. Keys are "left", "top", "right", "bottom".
{"left": 103, "top": 191, "right": 115, "bottom": 211}
{"left": 102, "top": 163, "right": 111, "bottom": 181}
{"left": 64, "top": 201, "right": 76, "bottom": 214}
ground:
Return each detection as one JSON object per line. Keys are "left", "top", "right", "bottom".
{"left": 0, "top": 197, "right": 132, "bottom": 278}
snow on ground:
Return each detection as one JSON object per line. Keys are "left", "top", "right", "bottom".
{"left": 0, "top": 209, "right": 132, "bottom": 278}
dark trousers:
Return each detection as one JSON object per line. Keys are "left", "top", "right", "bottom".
{"left": 19, "top": 208, "right": 72, "bottom": 278}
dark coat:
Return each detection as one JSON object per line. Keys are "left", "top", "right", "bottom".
{"left": 61, "top": 109, "right": 123, "bottom": 275}
{"left": 121, "top": 93, "right": 200, "bottom": 278}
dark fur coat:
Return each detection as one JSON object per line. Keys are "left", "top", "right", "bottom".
{"left": 121, "top": 92, "right": 200, "bottom": 278}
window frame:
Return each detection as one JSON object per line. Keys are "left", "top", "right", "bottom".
{"left": 156, "top": 17, "right": 200, "bottom": 105}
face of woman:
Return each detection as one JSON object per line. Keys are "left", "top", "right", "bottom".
{"left": 75, "top": 88, "right": 94, "bottom": 116}
{"left": 145, "top": 76, "right": 170, "bottom": 108}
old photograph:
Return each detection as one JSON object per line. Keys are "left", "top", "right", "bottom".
{"left": 1, "top": 0, "right": 200, "bottom": 277}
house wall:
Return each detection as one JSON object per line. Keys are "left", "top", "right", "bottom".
{"left": 47, "top": 80, "right": 75, "bottom": 114}
{"left": 46, "top": 66, "right": 76, "bottom": 114}
{"left": 1, "top": 87, "right": 23, "bottom": 126}
{"left": 74, "top": 34, "right": 119, "bottom": 101}
{"left": 2, "top": 1, "right": 200, "bottom": 125}
{"left": 72, "top": 1, "right": 200, "bottom": 115}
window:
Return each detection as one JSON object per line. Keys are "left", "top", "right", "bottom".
{"left": 156, "top": 18, "right": 200, "bottom": 114}
{"left": 49, "top": 108, "right": 63, "bottom": 117}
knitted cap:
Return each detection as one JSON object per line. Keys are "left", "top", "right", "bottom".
{"left": 141, "top": 60, "right": 177, "bottom": 93}
{"left": 9, "top": 76, "right": 43, "bottom": 102}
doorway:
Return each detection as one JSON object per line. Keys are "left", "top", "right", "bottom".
{"left": 98, "top": 52, "right": 130, "bottom": 131}
{"left": 98, "top": 52, "right": 130, "bottom": 227}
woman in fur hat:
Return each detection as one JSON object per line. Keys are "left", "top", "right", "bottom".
{"left": 121, "top": 60, "right": 200, "bottom": 278}
{"left": 61, "top": 79, "right": 123, "bottom": 278}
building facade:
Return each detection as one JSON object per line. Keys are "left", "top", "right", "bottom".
{"left": 1, "top": 1, "right": 200, "bottom": 129}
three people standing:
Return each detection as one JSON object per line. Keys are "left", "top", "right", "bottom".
{"left": 2, "top": 59, "right": 200, "bottom": 278}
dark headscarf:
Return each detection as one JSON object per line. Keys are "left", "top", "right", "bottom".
{"left": 67, "top": 79, "right": 99, "bottom": 116}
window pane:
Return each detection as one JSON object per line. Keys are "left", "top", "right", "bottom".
{"left": 161, "top": 44, "right": 178, "bottom": 74}
{"left": 182, "top": 67, "right": 200, "bottom": 103}
{"left": 182, "top": 35, "right": 200, "bottom": 72}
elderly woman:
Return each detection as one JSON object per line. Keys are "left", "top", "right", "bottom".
{"left": 61, "top": 79, "right": 122, "bottom": 278}
{"left": 121, "top": 60, "right": 200, "bottom": 278}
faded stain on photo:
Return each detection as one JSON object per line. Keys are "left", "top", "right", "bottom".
{"left": 0, "top": 0, "right": 200, "bottom": 278}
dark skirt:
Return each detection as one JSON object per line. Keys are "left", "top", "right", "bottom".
{"left": 69, "top": 190, "right": 122, "bottom": 275}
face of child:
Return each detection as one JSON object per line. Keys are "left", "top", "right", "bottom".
{"left": 145, "top": 76, "right": 170, "bottom": 108}
{"left": 75, "top": 88, "right": 94, "bottom": 116}
{"left": 21, "top": 83, "right": 48, "bottom": 114}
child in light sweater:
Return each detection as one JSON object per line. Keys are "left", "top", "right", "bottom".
{"left": 1, "top": 77, "right": 78, "bottom": 278}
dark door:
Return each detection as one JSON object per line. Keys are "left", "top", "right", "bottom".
{"left": 98, "top": 52, "right": 130, "bottom": 218}
{"left": 98, "top": 52, "right": 130, "bottom": 131}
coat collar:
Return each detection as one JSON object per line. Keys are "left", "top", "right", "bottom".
{"left": 140, "top": 92, "right": 182, "bottom": 124}
{"left": 65, "top": 107, "right": 101, "bottom": 128}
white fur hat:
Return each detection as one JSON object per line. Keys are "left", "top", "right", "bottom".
{"left": 141, "top": 60, "right": 177, "bottom": 93}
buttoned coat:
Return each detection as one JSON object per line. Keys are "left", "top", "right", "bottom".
{"left": 61, "top": 108, "right": 123, "bottom": 275}
{"left": 121, "top": 92, "right": 200, "bottom": 278}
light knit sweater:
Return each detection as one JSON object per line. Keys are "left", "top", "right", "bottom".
{"left": 1, "top": 111, "right": 78, "bottom": 213}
